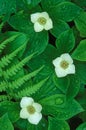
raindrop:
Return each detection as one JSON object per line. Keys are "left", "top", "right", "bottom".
{"left": 65, "top": 114, "right": 69, "bottom": 118}
{"left": 61, "top": 5, "right": 66, "bottom": 10}
{"left": 55, "top": 98, "right": 64, "bottom": 105}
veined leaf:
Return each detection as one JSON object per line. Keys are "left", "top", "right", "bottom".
{"left": 72, "top": 39, "right": 86, "bottom": 61}
{"left": 0, "top": 114, "right": 14, "bottom": 130}
{"left": 48, "top": 117, "right": 70, "bottom": 130}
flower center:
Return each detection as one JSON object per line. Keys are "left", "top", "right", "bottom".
{"left": 27, "top": 105, "right": 35, "bottom": 114}
{"left": 38, "top": 17, "right": 47, "bottom": 25}
{"left": 60, "top": 60, "right": 69, "bottom": 69}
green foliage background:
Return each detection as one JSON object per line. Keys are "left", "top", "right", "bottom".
{"left": 0, "top": 0, "right": 86, "bottom": 130}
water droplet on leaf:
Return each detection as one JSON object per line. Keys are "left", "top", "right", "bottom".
{"left": 55, "top": 98, "right": 64, "bottom": 105}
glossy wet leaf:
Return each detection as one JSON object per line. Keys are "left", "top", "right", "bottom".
{"left": 0, "top": 0, "right": 16, "bottom": 20}
{"left": 40, "top": 98, "right": 84, "bottom": 120}
{"left": 66, "top": 75, "right": 80, "bottom": 100}
{"left": 74, "top": 61, "right": 86, "bottom": 84}
{"left": 42, "top": 2, "right": 82, "bottom": 22}
{"left": 76, "top": 122, "right": 86, "bottom": 130}
{"left": 0, "top": 101, "right": 20, "bottom": 123}
{"left": 0, "top": 114, "right": 14, "bottom": 130}
{"left": 72, "top": 39, "right": 86, "bottom": 61}
{"left": 53, "top": 74, "right": 70, "bottom": 93}
{"left": 74, "top": 12, "right": 86, "bottom": 37}
{"left": 56, "top": 29, "right": 75, "bottom": 54}
{"left": 50, "top": 20, "right": 70, "bottom": 38}
{"left": 48, "top": 117, "right": 70, "bottom": 130}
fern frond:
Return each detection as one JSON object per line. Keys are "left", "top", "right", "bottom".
{"left": 8, "top": 66, "right": 44, "bottom": 89}
{"left": 13, "top": 77, "right": 48, "bottom": 99}
{"left": 0, "top": 81, "right": 8, "bottom": 92}
{"left": 0, "top": 34, "right": 19, "bottom": 53}
{"left": 3, "top": 53, "right": 36, "bottom": 79}
{"left": 0, "top": 95, "right": 8, "bottom": 101}
{"left": 0, "top": 44, "right": 25, "bottom": 68}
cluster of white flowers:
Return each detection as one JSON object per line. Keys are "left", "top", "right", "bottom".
{"left": 52, "top": 53, "right": 75, "bottom": 77}
{"left": 31, "top": 12, "right": 53, "bottom": 32}
{"left": 19, "top": 13, "right": 76, "bottom": 126}
{"left": 20, "top": 97, "right": 42, "bottom": 125}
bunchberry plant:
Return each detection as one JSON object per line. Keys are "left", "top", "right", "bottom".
{"left": 0, "top": 0, "right": 86, "bottom": 130}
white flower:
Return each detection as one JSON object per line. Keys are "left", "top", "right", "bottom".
{"left": 52, "top": 53, "right": 75, "bottom": 77}
{"left": 31, "top": 12, "right": 53, "bottom": 32}
{"left": 20, "top": 97, "right": 42, "bottom": 125}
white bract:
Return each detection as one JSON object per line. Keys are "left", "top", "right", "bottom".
{"left": 52, "top": 53, "right": 75, "bottom": 77}
{"left": 31, "top": 12, "right": 53, "bottom": 32}
{"left": 20, "top": 97, "right": 42, "bottom": 125}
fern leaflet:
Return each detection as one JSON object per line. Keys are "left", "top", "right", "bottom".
{"left": 3, "top": 53, "right": 36, "bottom": 79}
{"left": 0, "top": 34, "right": 19, "bottom": 53}
{"left": 0, "top": 44, "right": 25, "bottom": 68}
{"left": 8, "top": 66, "right": 44, "bottom": 89}
{"left": 0, "top": 95, "right": 8, "bottom": 101}
{"left": 13, "top": 77, "right": 48, "bottom": 99}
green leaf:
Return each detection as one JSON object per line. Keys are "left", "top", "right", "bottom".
{"left": 0, "top": 114, "right": 14, "bottom": 130}
{"left": 72, "top": 39, "right": 86, "bottom": 61}
{"left": 8, "top": 12, "right": 34, "bottom": 35}
{"left": 73, "top": 0, "right": 86, "bottom": 8}
{"left": 4, "top": 31, "right": 28, "bottom": 56}
{"left": 0, "top": 0, "right": 16, "bottom": 20}
{"left": 55, "top": 2, "right": 82, "bottom": 22}
{"left": 0, "top": 101, "right": 20, "bottom": 123}
{"left": 16, "top": 119, "right": 27, "bottom": 130}
{"left": 25, "top": 0, "right": 41, "bottom": 8}
{"left": 76, "top": 122, "right": 86, "bottom": 130}
{"left": 53, "top": 74, "right": 70, "bottom": 93}
{"left": 48, "top": 117, "right": 70, "bottom": 130}
{"left": 41, "top": 0, "right": 71, "bottom": 10}
{"left": 74, "top": 12, "right": 86, "bottom": 37}
{"left": 40, "top": 94, "right": 66, "bottom": 107}
{"left": 56, "top": 29, "right": 75, "bottom": 54}
{"left": 40, "top": 97, "right": 84, "bottom": 120}
{"left": 28, "top": 44, "right": 58, "bottom": 76}
{"left": 75, "top": 61, "right": 86, "bottom": 84}
{"left": 9, "top": 12, "right": 48, "bottom": 55}
{"left": 50, "top": 20, "right": 70, "bottom": 38}
{"left": 42, "top": 2, "right": 82, "bottom": 22}
{"left": 25, "top": 31, "right": 48, "bottom": 55}
{"left": 66, "top": 75, "right": 80, "bottom": 100}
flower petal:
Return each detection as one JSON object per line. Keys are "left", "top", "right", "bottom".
{"left": 52, "top": 57, "right": 62, "bottom": 68}
{"left": 61, "top": 53, "right": 73, "bottom": 64}
{"left": 34, "top": 22, "right": 44, "bottom": 32}
{"left": 28, "top": 112, "right": 42, "bottom": 125}
{"left": 55, "top": 67, "right": 67, "bottom": 77}
{"left": 20, "top": 97, "right": 34, "bottom": 108}
{"left": 41, "top": 12, "right": 49, "bottom": 19}
{"left": 20, "top": 108, "right": 30, "bottom": 119}
{"left": 67, "top": 64, "right": 75, "bottom": 74}
{"left": 44, "top": 18, "right": 53, "bottom": 30}
{"left": 31, "top": 13, "right": 41, "bottom": 23}
{"left": 33, "top": 103, "right": 42, "bottom": 112}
